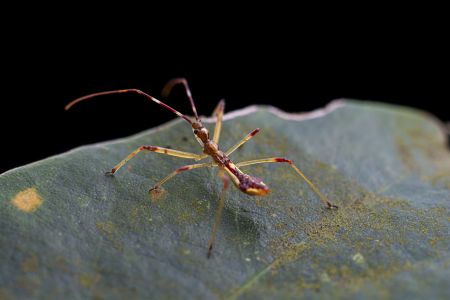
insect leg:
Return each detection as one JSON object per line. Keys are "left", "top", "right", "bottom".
{"left": 149, "top": 162, "right": 217, "bottom": 192}
{"left": 212, "top": 99, "right": 225, "bottom": 144}
{"left": 225, "top": 128, "right": 261, "bottom": 156}
{"left": 236, "top": 158, "right": 338, "bottom": 209}
{"left": 106, "top": 146, "right": 207, "bottom": 175}
{"left": 161, "top": 78, "right": 199, "bottom": 119}
{"left": 207, "top": 168, "right": 229, "bottom": 258}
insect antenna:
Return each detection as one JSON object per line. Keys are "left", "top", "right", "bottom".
{"left": 65, "top": 89, "right": 193, "bottom": 124}
{"left": 161, "top": 78, "right": 199, "bottom": 120}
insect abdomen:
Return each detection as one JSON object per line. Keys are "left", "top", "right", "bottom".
{"left": 224, "top": 162, "right": 269, "bottom": 196}
{"left": 238, "top": 174, "right": 269, "bottom": 196}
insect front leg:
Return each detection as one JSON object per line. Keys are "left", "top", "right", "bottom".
{"left": 106, "top": 146, "right": 207, "bottom": 175}
{"left": 212, "top": 99, "right": 225, "bottom": 144}
{"left": 225, "top": 128, "right": 260, "bottom": 156}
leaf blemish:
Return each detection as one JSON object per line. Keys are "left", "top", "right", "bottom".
{"left": 11, "top": 187, "right": 43, "bottom": 213}
{"left": 96, "top": 221, "right": 123, "bottom": 251}
{"left": 21, "top": 254, "right": 39, "bottom": 272}
{"left": 352, "top": 252, "right": 366, "bottom": 265}
{"left": 150, "top": 187, "right": 167, "bottom": 202}
{"left": 78, "top": 273, "right": 101, "bottom": 288}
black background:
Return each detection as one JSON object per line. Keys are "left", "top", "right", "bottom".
{"left": 1, "top": 7, "right": 448, "bottom": 174}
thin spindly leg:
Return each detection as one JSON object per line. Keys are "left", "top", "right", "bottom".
{"left": 212, "top": 99, "right": 225, "bottom": 144}
{"left": 106, "top": 146, "right": 207, "bottom": 175}
{"left": 149, "top": 162, "right": 217, "bottom": 192}
{"left": 161, "top": 78, "right": 199, "bottom": 119}
{"left": 207, "top": 168, "right": 229, "bottom": 258}
{"left": 236, "top": 157, "right": 338, "bottom": 209}
{"left": 225, "top": 128, "right": 261, "bottom": 156}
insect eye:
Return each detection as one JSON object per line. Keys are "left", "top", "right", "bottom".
{"left": 193, "top": 129, "right": 199, "bottom": 134}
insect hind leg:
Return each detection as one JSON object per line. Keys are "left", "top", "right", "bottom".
{"left": 236, "top": 157, "right": 338, "bottom": 209}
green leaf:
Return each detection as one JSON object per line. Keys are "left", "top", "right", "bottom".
{"left": 1, "top": 100, "right": 449, "bottom": 300}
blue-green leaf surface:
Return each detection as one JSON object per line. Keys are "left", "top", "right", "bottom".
{"left": 1, "top": 100, "right": 449, "bottom": 299}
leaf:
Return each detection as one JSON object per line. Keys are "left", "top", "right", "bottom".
{"left": 1, "top": 100, "right": 450, "bottom": 300}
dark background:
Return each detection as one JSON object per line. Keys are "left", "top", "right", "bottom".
{"left": 1, "top": 8, "right": 448, "bottom": 174}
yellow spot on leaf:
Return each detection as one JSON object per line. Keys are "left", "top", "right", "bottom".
{"left": 352, "top": 252, "right": 366, "bottom": 265}
{"left": 320, "top": 272, "right": 331, "bottom": 282}
{"left": 96, "top": 221, "right": 123, "bottom": 251}
{"left": 78, "top": 273, "right": 101, "bottom": 288}
{"left": 182, "top": 249, "right": 191, "bottom": 256}
{"left": 11, "top": 188, "right": 43, "bottom": 212}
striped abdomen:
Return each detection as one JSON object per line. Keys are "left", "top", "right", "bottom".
{"left": 224, "top": 161, "right": 269, "bottom": 196}
{"left": 205, "top": 141, "right": 269, "bottom": 196}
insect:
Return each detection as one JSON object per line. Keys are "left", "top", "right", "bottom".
{"left": 65, "top": 78, "right": 338, "bottom": 258}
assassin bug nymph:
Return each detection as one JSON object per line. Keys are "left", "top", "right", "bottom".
{"left": 65, "top": 78, "right": 338, "bottom": 258}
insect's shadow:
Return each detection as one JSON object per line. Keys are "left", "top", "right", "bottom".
{"left": 103, "top": 170, "right": 261, "bottom": 255}
{"left": 200, "top": 185, "right": 262, "bottom": 259}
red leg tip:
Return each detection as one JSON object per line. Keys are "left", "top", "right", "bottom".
{"left": 275, "top": 157, "right": 292, "bottom": 163}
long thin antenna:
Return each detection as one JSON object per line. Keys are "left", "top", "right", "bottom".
{"left": 161, "top": 78, "right": 199, "bottom": 120}
{"left": 65, "top": 89, "right": 193, "bottom": 124}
